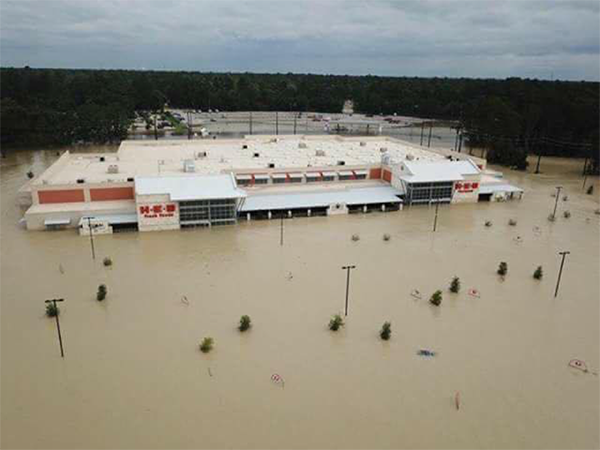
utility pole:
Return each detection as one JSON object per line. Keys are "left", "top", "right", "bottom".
{"left": 552, "top": 186, "right": 563, "bottom": 219}
{"left": 454, "top": 128, "right": 459, "bottom": 151}
{"left": 249, "top": 111, "right": 253, "bottom": 135}
{"left": 554, "top": 251, "right": 570, "bottom": 297}
{"left": 45, "top": 298, "right": 65, "bottom": 357}
{"left": 87, "top": 217, "right": 95, "bottom": 260}
{"left": 432, "top": 201, "right": 440, "bottom": 232}
{"left": 276, "top": 111, "right": 279, "bottom": 135}
{"left": 419, "top": 122, "right": 424, "bottom": 146}
{"left": 154, "top": 115, "right": 158, "bottom": 141}
{"left": 341, "top": 265, "right": 356, "bottom": 316}
{"left": 187, "top": 111, "right": 192, "bottom": 140}
{"left": 280, "top": 215, "right": 284, "bottom": 246}
{"left": 457, "top": 131, "right": 463, "bottom": 153}
{"left": 294, "top": 114, "right": 297, "bottom": 135}
{"left": 427, "top": 122, "right": 432, "bottom": 147}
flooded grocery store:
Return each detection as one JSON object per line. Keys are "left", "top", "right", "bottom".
{"left": 1, "top": 144, "right": 599, "bottom": 449}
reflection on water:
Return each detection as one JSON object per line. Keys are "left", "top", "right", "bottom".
{"left": 1, "top": 147, "right": 599, "bottom": 449}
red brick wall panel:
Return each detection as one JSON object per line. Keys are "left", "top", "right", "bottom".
{"left": 90, "top": 187, "right": 134, "bottom": 201}
{"left": 382, "top": 170, "right": 392, "bottom": 182}
{"left": 38, "top": 189, "right": 85, "bottom": 204}
{"left": 369, "top": 168, "right": 382, "bottom": 179}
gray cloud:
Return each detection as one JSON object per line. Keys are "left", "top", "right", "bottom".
{"left": 1, "top": 0, "right": 598, "bottom": 80}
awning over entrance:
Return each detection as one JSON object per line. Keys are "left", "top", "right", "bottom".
{"left": 478, "top": 184, "right": 523, "bottom": 195}
{"left": 79, "top": 214, "right": 138, "bottom": 225}
{"left": 44, "top": 218, "right": 71, "bottom": 226}
{"left": 240, "top": 186, "right": 403, "bottom": 212}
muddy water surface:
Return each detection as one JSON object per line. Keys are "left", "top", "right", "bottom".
{"left": 1, "top": 148, "right": 599, "bottom": 449}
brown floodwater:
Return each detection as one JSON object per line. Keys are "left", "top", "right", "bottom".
{"left": 1, "top": 147, "right": 599, "bottom": 449}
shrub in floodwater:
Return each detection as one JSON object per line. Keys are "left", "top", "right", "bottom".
{"left": 485, "top": 220, "right": 493, "bottom": 227}
{"left": 533, "top": 266, "right": 543, "bottom": 280}
{"left": 239, "top": 315, "right": 251, "bottom": 332}
{"left": 449, "top": 276, "right": 461, "bottom": 293}
{"left": 351, "top": 234, "right": 360, "bottom": 241}
{"left": 199, "top": 337, "right": 214, "bottom": 353}
{"left": 328, "top": 314, "right": 344, "bottom": 331}
{"left": 429, "top": 290, "right": 443, "bottom": 306}
{"left": 586, "top": 185, "right": 594, "bottom": 195}
{"left": 563, "top": 195, "right": 569, "bottom": 201}
{"left": 508, "top": 219, "right": 517, "bottom": 226}
{"left": 595, "top": 209, "right": 600, "bottom": 215}
{"left": 380, "top": 321, "right": 392, "bottom": 340}
{"left": 547, "top": 214, "right": 556, "bottom": 222}
{"left": 45, "top": 303, "right": 59, "bottom": 317}
{"left": 497, "top": 262, "right": 508, "bottom": 276}
{"left": 96, "top": 284, "right": 107, "bottom": 301}
{"left": 26, "top": 170, "right": 34, "bottom": 179}
{"left": 383, "top": 233, "right": 391, "bottom": 241}
{"left": 103, "top": 257, "right": 112, "bottom": 267}
{"left": 563, "top": 210, "right": 571, "bottom": 218}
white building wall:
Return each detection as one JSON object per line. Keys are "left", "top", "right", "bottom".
{"left": 452, "top": 174, "right": 481, "bottom": 203}
{"left": 136, "top": 194, "right": 180, "bottom": 232}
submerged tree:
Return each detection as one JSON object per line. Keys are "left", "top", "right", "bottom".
{"left": 533, "top": 266, "right": 543, "bottom": 280}
{"left": 96, "top": 284, "right": 107, "bottom": 301}
{"left": 328, "top": 314, "right": 344, "bottom": 331}
{"left": 45, "top": 303, "right": 59, "bottom": 317}
{"left": 199, "top": 337, "right": 214, "bottom": 353}
{"left": 380, "top": 322, "right": 392, "bottom": 340}
{"left": 239, "top": 315, "right": 252, "bottom": 332}
{"left": 429, "top": 290, "right": 443, "bottom": 306}
{"left": 497, "top": 262, "right": 508, "bottom": 276}
{"left": 449, "top": 276, "right": 461, "bottom": 293}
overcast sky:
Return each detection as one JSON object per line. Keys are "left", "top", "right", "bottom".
{"left": 1, "top": 0, "right": 599, "bottom": 80}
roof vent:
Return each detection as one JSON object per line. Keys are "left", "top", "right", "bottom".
{"left": 253, "top": 152, "right": 260, "bottom": 158}
{"left": 298, "top": 142, "right": 307, "bottom": 149}
{"left": 315, "top": 150, "right": 326, "bottom": 157}
{"left": 99, "top": 156, "right": 105, "bottom": 162}
{"left": 380, "top": 147, "right": 388, "bottom": 153}
{"left": 242, "top": 144, "right": 248, "bottom": 149}
{"left": 406, "top": 154, "right": 415, "bottom": 161}
{"left": 360, "top": 141, "right": 366, "bottom": 147}
{"left": 197, "top": 151, "right": 207, "bottom": 158}
{"left": 268, "top": 163, "right": 275, "bottom": 168}
{"left": 76, "top": 178, "right": 85, "bottom": 184}
{"left": 127, "top": 177, "right": 134, "bottom": 182}
{"left": 337, "top": 160, "right": 346, "bottom": 166}
{"left": 107, "top": 164, "right": 119, "bottom": 174}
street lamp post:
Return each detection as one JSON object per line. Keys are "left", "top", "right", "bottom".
{"left": 45, "top": 298, "right": 65, "bottom": 357}
{"left": 342, "top": 265, "right": 357, "bottom": 316}
{"left": 87, "top": 217, "right": 95, "bottom": 260}
{"left": 554, "top": 251, "right": 570, "bottom": 298}
{"left": 552, "top": 186, "right": 563, "bottom": 219}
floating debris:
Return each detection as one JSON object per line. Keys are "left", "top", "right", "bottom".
{"left": 513, "top": 236, "right": 523, "bottom": 244}
{"left": 103, "top": 256, "right": 113, "bottom": 267}
{"left": 286, "top": 271, "right": 294, "bottom": 281}
{"left": 468, "top": 288, "right": 480, "bottom": 298}
{"left": 484, "top": 220, "right": 493, "bottom": 227}
{"left": 207, "top": 367, "right": 213, "bottom": 377}
{"left": 271, "top": 373, "right": 285, "bottom": 388}
{"left": 58, "top": 263, "right": 65, "bottom": 274}
{"left": 568, "top": 359, "right": 598, "bottom": 375}
{"left": 508, "top": 219, "right": 517, "bottom": 226}
{"left": 562, "top": 195, "right": 569, "bottom": 201}
{"left": 410, "top": 289, "right": 422, "bottom": 300}
{"left": 417, "top": 349, "right": 437, "bottom": 357}
{"left": 181, "top": 295, "right": 189, "bottom": 306}
{"left": 26, "top": 170, "right": 34, "bottom": 179}
{"left": 383, "top": 233, "right": 391, "bottom": 241}
{"left": 455, "top": 392, "right": 461, "bottom": 411}
{"left": 351, "top": 234, "right": 360, "bottom": 242}
{"left": 563, "top": 210, "right": 571, "bottom": 218}
{"left": 533, "top": 226, "right": 542, "bottom": 236}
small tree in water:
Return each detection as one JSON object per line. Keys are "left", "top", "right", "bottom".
{"left": 96, "top": 284, "right": 107, "bottom": 301}
{"left": 328, "top": 314, "right": 344, "bottom": 331}
{"left": 586, "top": 185, "right": 594, "bottom": 195}
{"left": 429, "top": 290, "right": 442, "bottom": 306}
{"left": 239, "top": 315, "right": 251, "bottom": 332}
{"left": 45, "top": 303, "right": 59, "bottom": 317}
{"left": 533, "top": 266, "right": 543, "bottom": 280}
{"left": 449, "top": 276, "right": 461, "bottom": 293}
{"left": 199, "top": 337, "right": 214, "bottom": 353}
{"left": 497, "top": 262, "right": 508, "bottom": 276}
{"left": 380, "top": 322, "right": 392, "bottom": 340}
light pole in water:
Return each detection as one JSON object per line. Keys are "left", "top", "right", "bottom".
{"left": 45, "top": 298, "right": 65, "bottom": 357}
{"left": 432, "top": 201, "right": 440, "bottom": 232}
{"left": 280, "top": 215, "right": 284, "bottom": 246}
{"left": 554, "top": 251, "right": 570, "bottom": 298}
{"left": 342, "top": 265, "right": 356, "bottom": 316}
{"left": 87, "top": 217, "right": 96, "bottom": 260}
{"left": 552, "top": 186, "right": 563, "bottom": 219}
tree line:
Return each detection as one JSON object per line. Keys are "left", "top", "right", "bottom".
{"left": 1, "top": 67, "right": 598, "bottom": 172}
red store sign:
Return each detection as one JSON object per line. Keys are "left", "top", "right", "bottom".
{"left": 455, "top": 182, "right": 479, "bottom": 193}
{"left": 139, "top": 204, "right": 177, "bottom": 219}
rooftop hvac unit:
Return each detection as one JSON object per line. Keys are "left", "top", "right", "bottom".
{"left": 99, "top": 156, "right": 105, "bottom": 162}
{"left": 406, "top": 154, "right": 415, "bottom": 161}
{"left": 76, "top": 178, "right": 85, "bottom": 184}
{"left": 268, "top": 163, "right": 275, "bottom": 168}
{"left": 242, "top": 144, "right": 248, "bottom": 149}
{"left": 253, "top": 152, "right": 260, "bottom": 158}
{"left": 381, "top": 154, "right": 391, "bottom": 165}
{"left": 337, "top": 160, "right": 346, "bottom": 166}
{"left": 197, "top": 151, "right": 207, "bottom": 158}
{"left": 380, "top": 147, "right": 388, "bottom": 153}
{"left": 107, "top": 164, "right": 119, "bottom": 174}
{"left": 360, "top": 141, "right": 367, "bottom": 146}
{"left": 298, "top": 142, "right": 308, "bottom": 149}
{"left": 183, "top": 160, "right": 195, "bottom": 173}
{"left": 315, "top": 150, "right": 326, "bottom": 157}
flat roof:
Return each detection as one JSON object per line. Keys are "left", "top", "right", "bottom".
{"left": 32, "top": 135, "right": 477, "bottom": 186}
{"left": 478, "top": 183, "right": 523, "bottom": 195}
{"left": 135, "top": 175, "right": 246, "bottom": 201}
{"left": 240, "top": 186, "right": 403, "bottom": 212}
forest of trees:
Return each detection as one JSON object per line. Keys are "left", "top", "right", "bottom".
{"left": 1, "top": 67, "right": 598, "bottom": 171}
